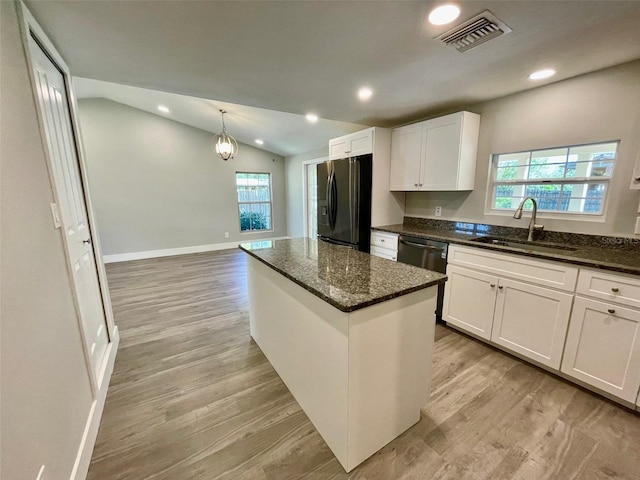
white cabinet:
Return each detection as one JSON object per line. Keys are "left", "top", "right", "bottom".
{"left": 328, "top": 128, "right": 405, "bottom": 227}
{"left": 443, "top": 245, "right": 577, "bottom": 369}
{"left": 492, "top": 277, "right": 573, "bottom": 369}
{"left": 370, "top": 231, "right": 398, "bottom": 261}
{"left": 329, "top": 128, "right": 374, "bottom": 160}
{"left": 443, "top": 265, "right": 497, "bottom": 340}
{"left": 389, "top": 111, "right": 480, "bottom": 191}
{"left": 561, "top": 268, "right": 640, "bottom": 403}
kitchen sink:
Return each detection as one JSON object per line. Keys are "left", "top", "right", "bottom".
{"left": 470, "top": 236, "right": 578, "bottom": 254}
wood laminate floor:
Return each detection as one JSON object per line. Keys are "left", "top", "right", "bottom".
{"left": 88, "top": 249, "right": 640, "bottom": 480}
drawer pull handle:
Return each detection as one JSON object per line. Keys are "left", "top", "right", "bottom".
{"left": 611, "top": 287, "right": 619, "bottom": 293}
{"left": 608, "top": 309, "right": 616, "bottom": 314}
{"left": 490, "top": 283, "right": 496, "bottom": 288}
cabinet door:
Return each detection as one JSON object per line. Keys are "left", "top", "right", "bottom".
{"left": 370, "top": 245, "right": 397, "bottom": 261}
{"left": 561, "top": 297, "right": 640, "bottom": 402}
{"left": 390, "top": 124, "right": 422, "bottom": 191}
{"left": 419, "top": 115, "right": 462, "bottom": 190}
{"left": 443, "top": 265, "right": 497, "bottom": 340}
{"left": 329, "top": 138, "right": 350, "bottom": 160}
{"left": 347, "top": 129, "right": 373, "bottom": 157}
{"left": 492, "top": 278, "right": 572, "bottom": 369}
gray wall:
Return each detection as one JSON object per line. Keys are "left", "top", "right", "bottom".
{"left": 1, "top": 2, "right": 94, "bottom": 479}
{"left": 77, "top": 98, "right": 287, "bottom": 256}
{"left": 405, "top": 60, "right": 640, "bottom": 237}
{"left": 285, "top": 147, "right": 328, "bottom": 238}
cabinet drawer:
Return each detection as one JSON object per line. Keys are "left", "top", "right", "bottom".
{"left": 576, "top": 268, "right": 640, "bottom": 309}
{"left": 371, "top": 231, "right": 398, "bottom": 251}
{"left": 448, "top": 245, "right": 578, "bottom": 292}
{"left": 371, "top": 245, "right": 397, "bottom": 261}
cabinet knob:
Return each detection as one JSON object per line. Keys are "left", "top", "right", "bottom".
{"left": 498, "top": 285, "right": 504, "bottom": 290}
{"left": 611, "top": 287, "right": 619, "bottom": 293}
{"left": 419, "top": 183, "right": 423, "bottom": 187}
{"left": 414, "top": 183, "right": 418, "bottom": 187}
{"left": 380, "top": 238, "right": 385, "bottom": 242}
{"left": 490, "top": 284, "right": 496, "bottom": 288}
{"left": 635, "top": 176, "right": 640, "bottom": 182}
{"left": 608, "top": 309, "right": 616, "bottom": 314}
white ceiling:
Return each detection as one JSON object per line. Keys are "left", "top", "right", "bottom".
{"left": 73, "top": 78, "right": 365, "bottom": 157}
{"left": 26, "top": 1, "right": 640, "bottom": 156}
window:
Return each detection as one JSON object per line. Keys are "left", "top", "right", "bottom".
{"left": 236, "top": 172, "right": 272, "bottom": 232}
{"left": 489, "top": 141, "right": 618, "bottom": 216}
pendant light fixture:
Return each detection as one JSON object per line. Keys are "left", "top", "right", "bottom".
{"left": 213, "top": 109, "right": 238, "bottom": 161}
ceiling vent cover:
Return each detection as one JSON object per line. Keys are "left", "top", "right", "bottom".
{"left": 437, "top": 11, "right": 512, "bottom": 53}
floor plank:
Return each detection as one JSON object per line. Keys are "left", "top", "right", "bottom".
{"left": 87, "top": 249, "right": 640, "bottom": 479}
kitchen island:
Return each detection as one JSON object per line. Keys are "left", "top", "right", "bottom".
{"left": 239, "top": 238, "right": 446, "bottom": 472}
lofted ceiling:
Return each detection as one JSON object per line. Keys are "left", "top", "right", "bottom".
{"left": 25, "top": 0, "right": 640, "bottom": 156}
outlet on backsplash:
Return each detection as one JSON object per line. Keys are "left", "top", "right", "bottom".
{"left": 435, "top": 206, "right": 442, "bottom": 217}
{"left": 635, "top": 217, "right": 640, "bottom": 235}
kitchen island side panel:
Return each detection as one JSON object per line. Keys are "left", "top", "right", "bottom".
{"left": 247, "top": 256, "right": 350, "bottom": 467}
{"left": 347, "top": 288, "right": 436, "bottom": 469}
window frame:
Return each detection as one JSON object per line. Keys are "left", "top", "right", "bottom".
{"left": 485, "top": 140, "right": 619, "bottom": 222}
{"left": 235, "top": 171, "right": 274, "bottom": 234}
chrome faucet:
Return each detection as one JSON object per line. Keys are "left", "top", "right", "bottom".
{"left": 513, "top": 197, "right": 544, "bottom": 242}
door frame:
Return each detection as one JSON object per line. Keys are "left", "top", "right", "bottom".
{"left": 302, "top": 157, "right": 327, "bottom": 239}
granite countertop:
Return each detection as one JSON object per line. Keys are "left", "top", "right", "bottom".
{"left": 373, "top": 220, "right": 640, "bottom": 276}
{"left": 239, "top": 238, "right": 446, "bottom": 313}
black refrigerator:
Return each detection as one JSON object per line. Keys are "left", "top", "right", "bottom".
{"left": 317, "top": 154, "right": 372, "bottom": 252}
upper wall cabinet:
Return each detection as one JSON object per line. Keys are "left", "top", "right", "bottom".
{"left": 389, "top": 111, "right": 481, "bottom": 191}
{"left": 329, "top": 128, "right": 374, "bottom": 160}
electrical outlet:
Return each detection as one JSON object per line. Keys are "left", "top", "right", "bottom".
{"left": 224, "top": 232, "right": 230, "bottom": 239}
{"left": 36, "top": 465, "right": 45, "bottom": 480}
{"left": 49, "top": 203, "right": 61, "bottom": 228}
{"left": 435, "top": 206, "right": 442, "bottom": 217}
{"left": 635, "top": 217, "right": 640, "bottom": 235}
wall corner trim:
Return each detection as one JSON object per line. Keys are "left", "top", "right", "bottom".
{"left": 102, "top": 237, "right": 292, "bottom": 263}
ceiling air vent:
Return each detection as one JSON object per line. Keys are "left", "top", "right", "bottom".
{"left": 437, "top": 11, "right": 512, "bottom": 53}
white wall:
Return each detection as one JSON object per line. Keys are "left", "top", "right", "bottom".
{"left": 77, "top": 98, "right": 287, "bottom": 256}
{"left": 405, "top": 60, "right": 640, "bottom": 237}
{"left": 0, "top": 2, "right": 94, "bottom": 478}
{"left": 285, "top": 147, "right": 328, "bottom": 238}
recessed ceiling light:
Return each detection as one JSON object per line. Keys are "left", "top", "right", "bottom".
{"left": 255, "top": 139, "right": 264, "bottom": 145}
{"left": 157, "top": 105, "right": 170, "bottom": 113}
{"left": 358, "top": 87, "right": 373, "bottom": 101}
{"left": 305, "top": 113, "right": 319, "bottom": 123}
{"left": 428, "top": 4, "right": 461, "bottom": 26}
{"left": 529, "top": 69, "right": 556, "bottom": 80}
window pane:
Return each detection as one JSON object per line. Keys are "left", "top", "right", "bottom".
{"left": 236, "top": 172, "right": 272, "bottom": 230}
{"left": 496, "top": 165, "right": 527, "bottom": 181}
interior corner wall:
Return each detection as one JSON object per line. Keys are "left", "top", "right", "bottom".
{"left": 0, "top": 2, "right": 94, "bottom": 479}
{"left": 404, "top": 60, "right": 640, "bottom": 237}
{"left": 76, "top": 98, "right": 287, "bottom": 256}
{"left": 285, "top": 147, "right": 329, "bottom": 238}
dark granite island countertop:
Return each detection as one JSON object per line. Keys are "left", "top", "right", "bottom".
{"left": 239, "top": 237, "right": 446, "bottom": 313}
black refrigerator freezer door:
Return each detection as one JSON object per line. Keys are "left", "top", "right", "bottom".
{"left": 317, "top": 159, "right": 356, "bottom": 245}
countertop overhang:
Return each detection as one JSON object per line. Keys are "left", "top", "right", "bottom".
{"left": 239, "top": 238, "right": 446, "bottom": 312}
{"left": 373, "top": 224, "right": 640, "bottom": 276}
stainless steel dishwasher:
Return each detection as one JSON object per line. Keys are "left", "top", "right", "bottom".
{"left": 397, "top": 235, "right": 448, "bottom": 322}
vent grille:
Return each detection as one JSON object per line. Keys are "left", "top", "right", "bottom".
{"left": 438, "top": 11, "right": 512, "bottom": 53}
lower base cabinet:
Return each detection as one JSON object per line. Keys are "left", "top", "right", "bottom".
{"left": 443, "top": 265, "right": 496, "bottom": 340}
{"left": 561, "top": 296, "right": 640, "bottom": 403}
{"left": 492, "top": 278, "right": 573, "bottom": 369}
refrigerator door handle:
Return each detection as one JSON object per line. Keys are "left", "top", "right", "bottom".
{"left": 326, "top": 169, "right": 334, "bottom": 230}
{"left": 330, "top": 170, "right": 338, "bottom": 231}
{"left": 351, "top": 158, "right": 359, "bottom": 244}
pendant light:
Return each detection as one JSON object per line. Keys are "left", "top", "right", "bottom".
{"left": 213, "top": 109, "right": 238, "bottom": 161}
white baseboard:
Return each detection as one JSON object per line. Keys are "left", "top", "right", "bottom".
{"left": 70, "top": 327, "right": 120, "bottom": 480}
{"left": 102, "top": 237, "right": 291, "bottom": 264}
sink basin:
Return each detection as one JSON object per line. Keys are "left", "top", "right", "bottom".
{"left": 470, "top": 236, "right": 578, "bottom": 254}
